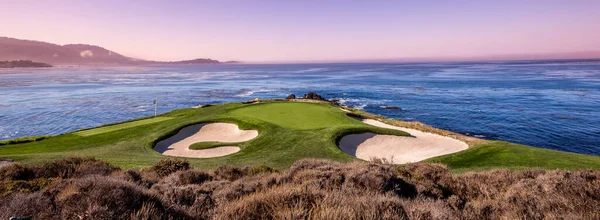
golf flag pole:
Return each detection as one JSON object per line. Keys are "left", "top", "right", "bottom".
{"left": 154, "top": 98, "right": 158, "bottom": 117}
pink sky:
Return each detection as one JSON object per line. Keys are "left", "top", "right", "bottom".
{"left": 1, "top": 0, "right": 599, "bottom": 63}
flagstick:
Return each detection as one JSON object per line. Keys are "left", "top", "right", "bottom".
{"left": 154, "top": 98, "right": 158, "bottom": 117}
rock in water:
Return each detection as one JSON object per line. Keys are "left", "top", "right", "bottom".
{"left": 302, "top": 92, "right": 327, "bottom": 101}
{"left": 381, "top": 106, "right": 401, "bottom": 110}
{"left": 286, "top": 94, "right": 296, "bottom": 99}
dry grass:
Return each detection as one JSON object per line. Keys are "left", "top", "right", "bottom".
{"left": 1, "top": 157, "right": 598, "bottom": 219}
{"left": 152, "top": 158, "right": 190, "bottom": 177}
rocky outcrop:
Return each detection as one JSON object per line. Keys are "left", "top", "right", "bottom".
{"left": 329, "top": 99, "right": 341, "bottom": 106}
{"left": 381, "top": 106, "right": 401, "bottom": 110}
{"left": 302, "top": 92, "right": 327, "bottom": 101}
{"left": 293, "top": 92, "right": 341, "bottom": 105}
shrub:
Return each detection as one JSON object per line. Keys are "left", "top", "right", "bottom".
{"left": 286, "top": 159, "right": 344, "bottom": 181}
{"left": 288, "top": 159, "right": 339, "bottom": 174}
{"left": 1, "top": 158, "right": 599, "bottom": 219}
{"left": 160, "top": 185, "right": 214, "bottom": 217}
{"left": 155, "top": 169, "right": 213, "bottom": 187}
{"left": 214, "top": 165, "right": 247, "bottom": 181}
{"left": 139, "top": 169, "right": 161, "bottom": 188}
{"left": 310, "top": 191, "right": 408, "bottom": 220}
{"left": 247, "top": 164, "right": 276, "bottom": 175}
{"left": 213, "top": 184, "right": 325, "bottom": 219}
{"left": 118, "top": 168, "right": 162, "bottom": 189}
{"left": 0, "top": 192, "right": 56, "bottom": 219}
{"left": 0, "top": 178, "right": 56, "bottom": 197}
{"left": 401, "top": 197, "right": 458, "bottom": 220}
{"left": 345, "top": 163, "right": 417, "bottom": 197}
{"left": 177, "top": 170, "right": 212, "bottom": 185}
{"left": 53, "top": 176, "right": 189, "bottom": 219}
{"left": 404, "top": 163, "right": 449, "bottom": 182}
{"left": 152, "top": 158, "right": 190, "bottom": 177}
{"left": 0, "top": 164, "right": 36, "bottom": 181}
{"left": 288, "top": 167, "right": 346, "bottom": 189}
{"left": 122, "top": 169, "right": 142, "bottom": 183}
{"left": 36, "top": 157, "right": 119, "bottom": 179}
{"left": 0, "top": 135, "right": 48, "bottom": 146}
{"left": 211, "top": 173, "right": 281, "bottom": 204}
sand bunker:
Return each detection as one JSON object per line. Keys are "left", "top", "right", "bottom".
{"left": 155, "top": 123, "right": 258, "bottom": 158}
{"left": 339, "top": 119, "right": 467, "bottom": 164}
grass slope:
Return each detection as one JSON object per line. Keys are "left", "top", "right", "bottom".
{"left": 0, "top": 100, "right": 598, "bottom": 171}
{"left": 230, "top": 102, "right": 359, "bottom": 129}
{"left": 428, "top": 141, "right": 600, "bottom": 172}
{"left": 0, "top": 102, "right": 406, "bottom": 169}
{"left": 74, "top": 117, "right": 174, "bottom": 136}
{"left": 189, "top": 141, "right": 243, "bottom": 150}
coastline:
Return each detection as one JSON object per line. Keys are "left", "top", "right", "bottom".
{"left": 2, "top": 61, "right": 599, "bottom": 155}
{"left": 0, "top": 99, "right": 598, "bottom": 171}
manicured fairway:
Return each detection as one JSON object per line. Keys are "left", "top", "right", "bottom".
{"left": 0, "top": 101, "right": 407, "bottom": 169}
{"left": 1, "top": 100, "right": 599, "bottom": 171}
{"left": 74, "top": 117, "right": 174, "bottom": 136}
{"left": 428, "top": 141, "right": 600, "bottom": 172}
{"left": 230, "top": 102, "right": 360, "bottom": 129}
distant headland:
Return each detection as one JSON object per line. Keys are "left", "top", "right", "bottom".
{"left": 0, "top": 37, "right": 239, "bottom": 66}
{"left": 0, "top": 60, "right": 52, "bottom": 68}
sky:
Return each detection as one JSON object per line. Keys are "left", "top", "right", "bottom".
{"left": 1, "top": 0, "right": 599, "bottom": 63}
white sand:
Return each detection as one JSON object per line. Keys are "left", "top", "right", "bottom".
{"left": 339, "top": 119, "right": 468, "bottom": 164}
{"left": 154, "top": 123, "right": 258, "bottom": 158}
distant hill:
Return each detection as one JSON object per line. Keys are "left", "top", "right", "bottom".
{"left": 168, "top": 58, "right": 220, "bottom": 64}
{"left": 0, "top": 37, "right": 139, "bottom": 65}
{"left": 0, "top": 60, "right": 52, "bottom": 68}
{"left": 0, "top": 37, "right": 235, "bottom": 65}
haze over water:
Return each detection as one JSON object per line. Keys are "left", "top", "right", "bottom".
{"left": 1, "top": 59, "right": 599, "bottom": 156}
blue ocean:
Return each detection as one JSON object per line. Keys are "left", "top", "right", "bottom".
{"left": 1, "top": 59, "right": 599, "bottom": 155}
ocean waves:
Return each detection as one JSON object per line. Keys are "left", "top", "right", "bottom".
{"left": 1, "top": 60, "right": 599, "bottom": 155}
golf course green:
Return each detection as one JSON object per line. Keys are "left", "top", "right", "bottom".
{"left": 1, "top": 100, "right": 599, "bottom": 171}
{"left": 230, "top": 102, "right": 359, "bottom": 129}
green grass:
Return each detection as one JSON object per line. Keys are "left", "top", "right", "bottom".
{"left": 0, "top": 135, "right": 49, "bottom": 146}
{"left": 427, "top": 141, "right": 600, "bottom": 172}
{"left": 0, "top": 102, "right": 405, "bottom": 169}
{"left": 230, "top": 102, "right": 361, "bottom": 129}
{"left": 74, "top": 117, "right": 174, "bottom": 136}
{"left": 189, "top": 141, "right": 242, "bottom": 150}
{"left": 1, "top": 100, "right": 599, "bottom": 171}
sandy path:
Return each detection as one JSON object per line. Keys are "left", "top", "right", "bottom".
{"left": 339, "top": 119, "right": 467, "bottom": 164}
{"left": 155, "top": 123, "right": 258, "bottom": 158}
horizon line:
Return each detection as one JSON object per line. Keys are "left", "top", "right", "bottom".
{"left": 4, "top": 36, "right": 600, "bottom": 64}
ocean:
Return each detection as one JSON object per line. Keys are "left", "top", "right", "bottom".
{"left": 1, "top": 60, "right": 599, "bottom": 155}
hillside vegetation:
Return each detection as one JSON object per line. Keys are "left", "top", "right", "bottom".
{"left": 0, "top": 60, "right": 52, "bottom": 68}
{"left": 0, "top": 157, "right": 598, "bottom": 219}
{"left": 0, "top": 37, "right": 232, "bottom": 65}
